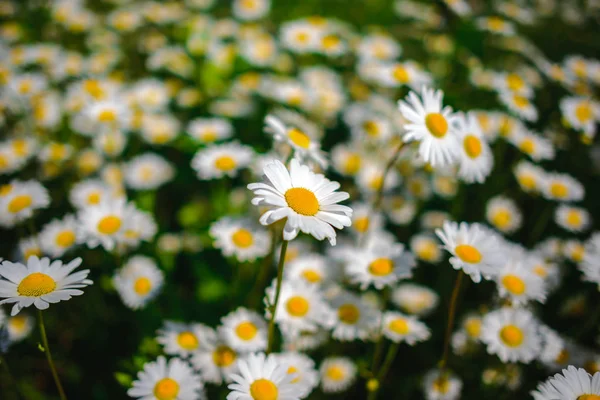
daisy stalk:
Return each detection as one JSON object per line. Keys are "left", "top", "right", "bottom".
{"left": 439, "top": 270, "right": 464, "bottom": 372}
{"left": 38, "top": 310, "right": 68, "bottom": 400}
{"left": 266, "top": 239, "right": 288, "bottom": 354}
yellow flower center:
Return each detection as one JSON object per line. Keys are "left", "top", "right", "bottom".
{"left": 212, "top": 345, "right": 236, "bottom": 367}
{"left": 578, "top": 395, "right": 600, "bottom": 400}
{"left": 354, "top": 216, "right": 370, "bottom": 233}
{"left": 550, "top": 182, "right": 568, "bottom": 198}
{"left": 295, "top": 32, "right": 310, "bottom": 44}
{"left": 301, "top": 269, "right": 322, "bottom": 283}
{"left": 232, "top": 229, "right": 254, "bottom": 248}
{"left": 287, "top": 366, "right": 301, "bottom": 383}
{"left": 12, "top": 139, "right": 28, "bottom": 156}
{"left": 56, "top": 230, "right": 76, "bottom": 248}
{"left": 417, "top": 242, "right": 438, "bottom": 261}
{"left": 463, "top": 135, "right": 482, "bottom": 158}
{"left": 284, "top": 187, "right": 319, "bottom": 216}
{"left": 9, "top": 315, "right": 27, "bottom": 331}
{"left": 499, "top": 325, "right": 524, "bottom": 347}
{"left": 214, "top": 155, "right": 237, "bottom": 171}
{"left": 519, "top": 139, "right": 535, "bottom": 155}
{"left": 506, "top": 74, "right": 524, "bottom": 91}
{"left": 369, "top": 175, "right": 384, "bottom": 191}
{"left": 8, "top": 195, "right": 32, "bottom": 213}
{"left": 132, "top": 277, "right": 152, "bottom": 295}
{"left": 84, "top": 80, "right": 105, "bottom": 99}
{"left": 97, "top": 215, "right": 122, "bottom": 235}
{"left": 566, "top": 210, "right": 582, "bottom": 227}
{"left": 201, "top": 129, "right": 218, "bottom": 142}
{"left": 433, "top": 378, "right": 450, "bottom": 394}
{"left": 153, "top": 378, "right": 179, "bottom": 400}
{"left": 24, "top": 247, "right": 41, "bottom": 260}
{"left": 513, "top": 95, "right": 529, "bottom": 109}
{"left": 363, "top": 120, "right": 380, "bottom": 137}
{"left": 533, "top": 265, "right": 548, "bottom": 278}
{"left": 502, "top": 274, "right": 526, "bottom": 295}
{"left": 454, "top": 244, "right": 482, "bottom": 264}
{"left": 17, "top": 272, "right": 56, "bottom": 297}
{"left": 326, "top": 366, "right": 345, "bottom": 381}
{"left": 555, "top": 349, "right": 569, "bottom": 364}
{"left": 98, "top": 109, "right": 117, "bottom": 123}
{"left": 322, "top": 34, "right": 340, "bottom": 50}
{"left": 343, "top": 154, "right": 361, "bottom": 175}
{"left": 87, "top": 191, "right": 101, "bottom": 205}
{"left": 571, "top": 244, "right": 585, "bottom": 262}
{"left": 0, "top": 155, "right": 8, "bottom": 168}
{"left": 392, "top": 65, "right": 409, "bottom": 83}
{"left": 235, "top": 321, "right": 258, "bottom": 341}
{"left": 368, "top": 257, "right": 394, "bottom": 276}
{"left": 575, "top": 103, "right": 593, "bottom": 122}
{"left": 492, "top": 209, "right": 511, "bottom": 229}
{"left": 518, "top": 174, "right": 537, "bottom": 190}
{"left": 176, "top": 331, "right": 199, "bottom": 350}
{"left": 465, "top": 318, "right": 481, "bottom": 338}
{"left": 286, "top": 296, "right": 310, "bottom": 317}
{"left": 388, "top": 318, "right": 410, "bottom": 335}
{"left": 250, "top": 379, "right": 278, "bottom": 400}
{"left": 338, "top": 303, "right": 360, "bottom": 324}
{"left": 425, "top": 113, "right": 448, "bottom": 138}
{"left": 288, "top": 128, "right": 311, "bottom": 149}
{"left": 488, "top": 17, "right": 506, "bottom": 31}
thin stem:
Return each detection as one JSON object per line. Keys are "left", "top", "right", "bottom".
{"left": 367, "top": 342, "right": 400, "bottom": 400}
{"left": 0, "top": 353, "right": 22, "bottom": 400}
{"left": 38, "top": 310, "right": 67, "bottom": 400}
{"left": 373, "top": 141, "right": 405, "bottom": 210}
{"left": 248, "top": 227, "right": 277, "bottom": 308}
{"left": 439, "top": 271, "right": 464, "bottom": 372}
{"left": 370, "top": 336, "right": 386, "bottom": 374}
{"left": 266, "top": 240, "right": 289, "bottom": 354}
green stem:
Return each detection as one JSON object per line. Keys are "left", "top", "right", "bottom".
{"left": 38, "top": 310, "right": 67, "bottom": 400}
{"left": 266, "top": 240, "right": 289, "bottom": 354}
{"left": 370, "top": 336, "right": 386, "bottom": 374}
{"left": 439, "top": 271, "right": 464, "bottom": 372}
{"left": 367, "top": 342, "right": 400, "bottom": 400}
{"left": 373, "top": 141, "right": 405, "bottom": 210}
{"left": 248, "top": 227, "right": 277, "bottom": 308}
{"left": 0, "top": 353, "right": 22, "bottom": 400}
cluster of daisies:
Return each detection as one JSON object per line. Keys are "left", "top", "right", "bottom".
{"left": 0, "top": 0, "right": 600, "bottom": 399}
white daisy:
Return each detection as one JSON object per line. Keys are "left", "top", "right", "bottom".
{"left": 5, "top": 313, "right": 34, "bottom": 343}
{"left": 328, "top": 289, "right": 380, "bottom": 342}
{"left": 513, "top": 160, "right": 545, "bottom": 193}
{"left": 76, "top": 198, "right": 133, "bottom": 251}
{"left": 119, "top": 208, "right": 158, "bottom": 250}
{"left": 476, "top": 16, "right": 516, "bottom": 36}
{"left": 410, "top": 234, "right": 443, "bottom": 264}
{"left": 124, "top": 153, "right": 175, "bottom": 190}
{"left": 273, "top": 352, "right": 319, "bottom": 399}
{"left": 113, "top": 256, "right": 164, "bottom": 310}
{"left": 531, "top": 366, "right": 600, "bottom": 400}
{"left": 560, "top": 96, "right": 600, "bottom": 138}
{"left": 485, "top": 196, "right": 522, "bottom": 234}
{"left": 187, "top": 118, "right": 233, "bottom": 143}
{"left": 191, "top": 340, "right": 239, "bottom": 385}
{"left": 0, "top": 180, "right": 50, "bottom": 228}
{"left": 0, "top": 256, "right": 92, "bottom": 316}
{"left": 248, "top": 159, "right": 352, "bottom": 245}
{"left": 220, "top": 308, "right": 268, "bottom": 353}
{"left": 423, "top": 369, "right": 462, "bottom": 400}
{"left": 69, "top": 179, "right": 116, "bottom": 209}
{"left": 391, "top": 283, "right": 439, "bottom": 316}
{"left": 495, "top": 260, "right": 547, "bottom": 305}
{"left": 232, "top": 0, "right": 270, "bottom": 21}
{"left": 356, "top": 160, "right": 401, "bottom": 197}
{"left": 382, "top": 311, "right": 431, "bottom": 345}
{"left": 480, "top": 307, "right": 542, "bottom": 363}
{"left": 191, "top": 142, "right": 254, "bottom": 180}
{"left": 209, "top": 217, "right": 271, "bottom": 262}
{"left": 555, "top": 205, "right": 591, "bottom": 232}
{"left": 127, "top": 356, "right": 205, "bottom": 400}
{"left": 453, "top": 113, "right": 493, "bottom": 183}
{"left": 436, "top": 221, "right": 504, "bottom": 283}
{"left": 284, "top": 253, "right": 331, "bottom": 286}
{"left": 330, "top": 143, "right": 364, "bottom": 177}
{"left": 18, "top": 235, "right": 42, "bottom": 261}
{"left": 398, "top": 86, "right": 460, "bottom": 167}
{"left": 511, "top": 131, "right": 555, "bottom": 162}
{"left": 319, "top": 357, "right": 356, "bottom": 393}
{"left": 226, "top": 352, "right": 298, "bottom": 400}
{"left": 38, "top": 214, "right": 79, "bottom": 257}
{"left": 157, "top": 321, "right": 217, "bottom": 358}
{"left": 499, "top": 91, "right": 538, "bottom": 121}
{"left": 540, "top": 172, "right": 584, "bottom": 202}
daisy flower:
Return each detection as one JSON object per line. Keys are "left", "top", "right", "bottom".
{"left": 356, "top": 160, "right": 401, "bottom": 196}
{"left": 398, "top": 86, "right": 460, "bottom": 167}
{"left": 476, "top": 16, "right": 516, "bottom": 36}
{"left": 319, "top": 357, "right": 356, "bottom": 393}
{"left": 124, "top": 153, "right": 175, "bottom": 190}
{"left": 453, "top": 112, "right": 493, "bottom": 183}
{"left": 410, "top": 234, "right": 443, "bottom": 263}
{"left": 480, "top": 307, "right": 542, "bottom": 363}
{"left": 191, "top": 142, "right": 254, "bottom": 180}
{"left": 560, "top": 96, "right": 600, "bottom": 138}
{"left": 209, "top": 217, "right": 271, "bottom": 262}
{"left": 328, "top": 289, "right": 380, "bottom": 341}
{"left": 140, "top": 113, "right": 181, "bottom": 145}
{"left": 128, "top": 356, "right": 205, "bottom": 400}
{"left": 511, "top": 131, "right": 555, "bottom": 162}
{"left": 423, "top": 369, "right": 462, "bottom": 400}
{"left": 187, "top": 118, "right": 233, "bottom": 143}
{"left": 265, "top": 115, "right": 327, "bottom": 168}
{"left": 538, "top": 325, "right": 565, "bottom": 365}
{"left": 436, "top": 221, "right": 504, "bottom": 283}
{"left": 191, "top": 340, "right": 239, "bottom": 385}
{"left": 4, "top": 312, "right": 34, "bottom": 343}
{"left": 219, "top": 308, "right": 268, "bottom": 353}
{"left": 485, "top": 196, "right": 522, "bottom": 234}
{"left": 274, "top": 352, "right": 319, "bottom": 399}
{"left": 232, "top": 0, "right": 270, "bottom": 21}
{"left": 157, "top": 321, "right": 217, "bottom": 358}
{"left": 0, "top": 180, "right": 50, "bottom": 228}
{"left": 382, "top": 311, "right": 431, "bottom": 345}
{"left": 564, "top": 239, "right": 586, "bottom": 263}
{"left": 531, "top": 366, "right": 600, "bottom": 399}
{"left": 356, "top": 33, "right": 401, "bottom": 61}
{"left": 248, "top": 159, "right": 352, "bottom": 246}
{"left": 113, "top": 256, "right": 164, "bottom": 310}
{"left": 265, "top": 280, "right": 334, "bottom": 339}
{"left": 76, "top": 198, "right": 132, "bottom": 251}
{"left": 0, "top": 256, "right": 92, "bottom": 316}
{"left": 284, "top": 254, "right": 331, "bottom": 286}
{"left": 499, "top": 91, "right": 538, "bottom": 121}
{"left": 391, "top": 283, "right": 439, "bottom": 316}
{"left": 513, "top": 160, "right": 545, "bottom": 193}
{"left": 18, "top": 235, "right": 42, "bottom": 261}
{"left": 226, "top": 352, "right": 298, "bottom": 400}
{"left": 493, "top": 72, "right": 533, "bottom": 97}
{"left": 331, "top": 143, "right": 364, "bottom": 177}
{"left": 540, "top": 172, "right": 585, "bottom": 202}
{"left": 69, "top": 179, "right": 116, "bottom": 208}
{"left": 495, "top": 261, "right": 547, "bottom": 305}
{"left": 38, "top": 214, "right": 79, "bottom": 257}
{"left": 555, "top": 205, "right": 591, "bottom": 232}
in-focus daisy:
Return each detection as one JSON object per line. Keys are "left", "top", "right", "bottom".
{"left": 191, "top": 142, "right": 254, "bottom": 180}
{"left": 128, "top": 356, "right": 205, "bottom": 400}
{"left": 157, "top": 321, "right": 216, "bottom": 358}
{"left": 531, "top": 366, "right": 600, "bottom": 400}
{"left": 495, "top": 261, "right": 547, "bottom": 305}
{"left": 328, "top": 289, "right": 380, "bottom": 341}
{"left": 209, "top": 218, "right": 271, "bottom": 262}
{"left": 226, "top": 352, "right": 298, "bottom": 400}
{"left": 391, "top": 283, "right": 439, "bottom": 316}
{"left": 39, "top": 214, "right": 79, "bottom": 257}
{"left": 555, "top": 205, "right": 591, "bottom": 232}
{"left": 485, "top": 196, "right": 522, "bottom": 234}
{"left": 541, "top": 172, "right": 585, "bottom": 202}
{"left": 319, "top": 357, "right": 356, "bottom": 394}
{"left": 480, "top": 308, "right": 541, "bottom": 363}
{"left": 113, "top": 256, "right": 164, "bottom": 310}
{"left": 0, "top": 256, "right": 92, "bottom": 316}
{"left": 0, "top": 180, "right": 50, "bottom": 228}
{"left": 220, "top": 308, "right": 268, "bottom": 353}
{"left": 274, "top": 352, "right": 319, "bottom": 399}
{"left": 382, "top": 311, "right": 431, "bottom": 344}
{"left": 453, "top": 113, "right": 493, "bottom": 183}
{"left": 265, "top": 115, "right": 327, "bottom": 168}
{"left": 423, "top": 369, "right": 462, "bottom": 400}
{"left": 398, "top": 86, "right": 460, "bottom": 167}
{"left": 248, "top": 159, "right": 352, "bottom": 245}
{"left": 436, "top": 221, "right": 504, "bottom": 283}
{"left": 124, "top": 153, "right": 175, "bottom": 190}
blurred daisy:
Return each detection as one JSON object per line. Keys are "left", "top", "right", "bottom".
{"left": 120, "top": 208, "right": 158, "bottom": 250}
{"left": 540, "top": 172, "right": 584, "bottom": 202}
{"left": 495, "top": 261, "right": 547, "bottom": 305}
{"left": 232, "top": 0, "right": 270, "bottom": 21}
{"left": 391, "top": 283, "right": 439, "bottom": 316}
{"left": 564, "top": 239, "right": 586, "bottom": 263}
{"left": 423, "top": 369, "right": 462, "bottom": 400}
{"left": 274, "top": 352, "right": 319, "bottom": 399}
{"left": 512, "top": 131, "right": 555, "bottom": 162}
{"left": 209, "top": 217, "right": 271, "bottom": 262}
{"left": 356, "top": 34, "right": 401, "bottom": 61}
{"left": 560, "top": 96, "right": 600, "bottom": 138}
{"left": 476, "top": 16, "right": 516, "bottom": 36}
{"left": 436, "top": 221, "right": 504, "bottom": 283}
{"left": 319, "top": 357, "right": 356, "bottom": 393}
{"left": 480, "top": 308, "right": 541, "bottom": 363}
{"left": 356, "top": 161, "right": 401, "bottom": 196}
{"left": 453, "top": 113, "right": 493, "bottom": 183}
{"left": 0, "top": 180, "right": 50, "bottom": 228}
{"left": 0, "top": 256, "right": 92, "bottom": 316}
{"left": 265, "top": 115, "right": 327, "bottom": 168}
{"left": 157, "top": 321, "right": 216, "bottom": 358}
{"left": 248, "top": 159, "right": 352, "bottom": 245}
{"left": 76, "top": 198, "right": 132, "bottom": 251}
{"left": 398, "top": 86, "right": 460, "bottom": 167}
{"left": 284, "top": 254, "right": 331, "bottom": 286}
{"left": 69, "top": 179, "right": 115, "bottom": 208}
{"left": 191, "top": 142, "right": 254, "bottom": 180}
{"left": 140, "top": 114, "right": 181, "bottom": 145}
{"left": 410, "top": 234, "right": 443, "bottom": 263}
{"left": 18, "top": 235, "right": 42, "bottom": 261}
{"left": 493, "top": 72, "right": 533, "bottom": 97}
{"left": 113, "top": 256, "right": 164, "bottom": 310}
{"left": 329, "top": 289, "right": 380, "bottom": 341}
{"left": 192, "top": 340, "right": 239, "bottom": 384}
{"left": 555, "top": 205, "right": 591, "bottom": 232}
{"left": 513, "top": 161, "right": 545, "bottom": 193}
{"left": 124, "top": 153, "right": 175, "bottom": 190}
{"left": 187, "top": 118, "right": 233, "bottom": 143}
{"left": 226, "top": 352, "right": 298, "bottom": 400}
{"left": 382, "top": 311, "right": 430, "bottom": 344}
{"left": 331, "top": 143, "right": 363, "bottom": 177}
{"left": 485, "top": 196, "right": 522, "bottom": 234}
{"left": 220, "top": 308, "right": 268, "bottom": 353}
{"left": 499, "top": 92, "right": 538, "bottom": 121}
{"left": 39, "top": 214, "right": 79, "bottom": 257}
{"left": 128, "top": 356, "right": 205, "bottom": 400}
